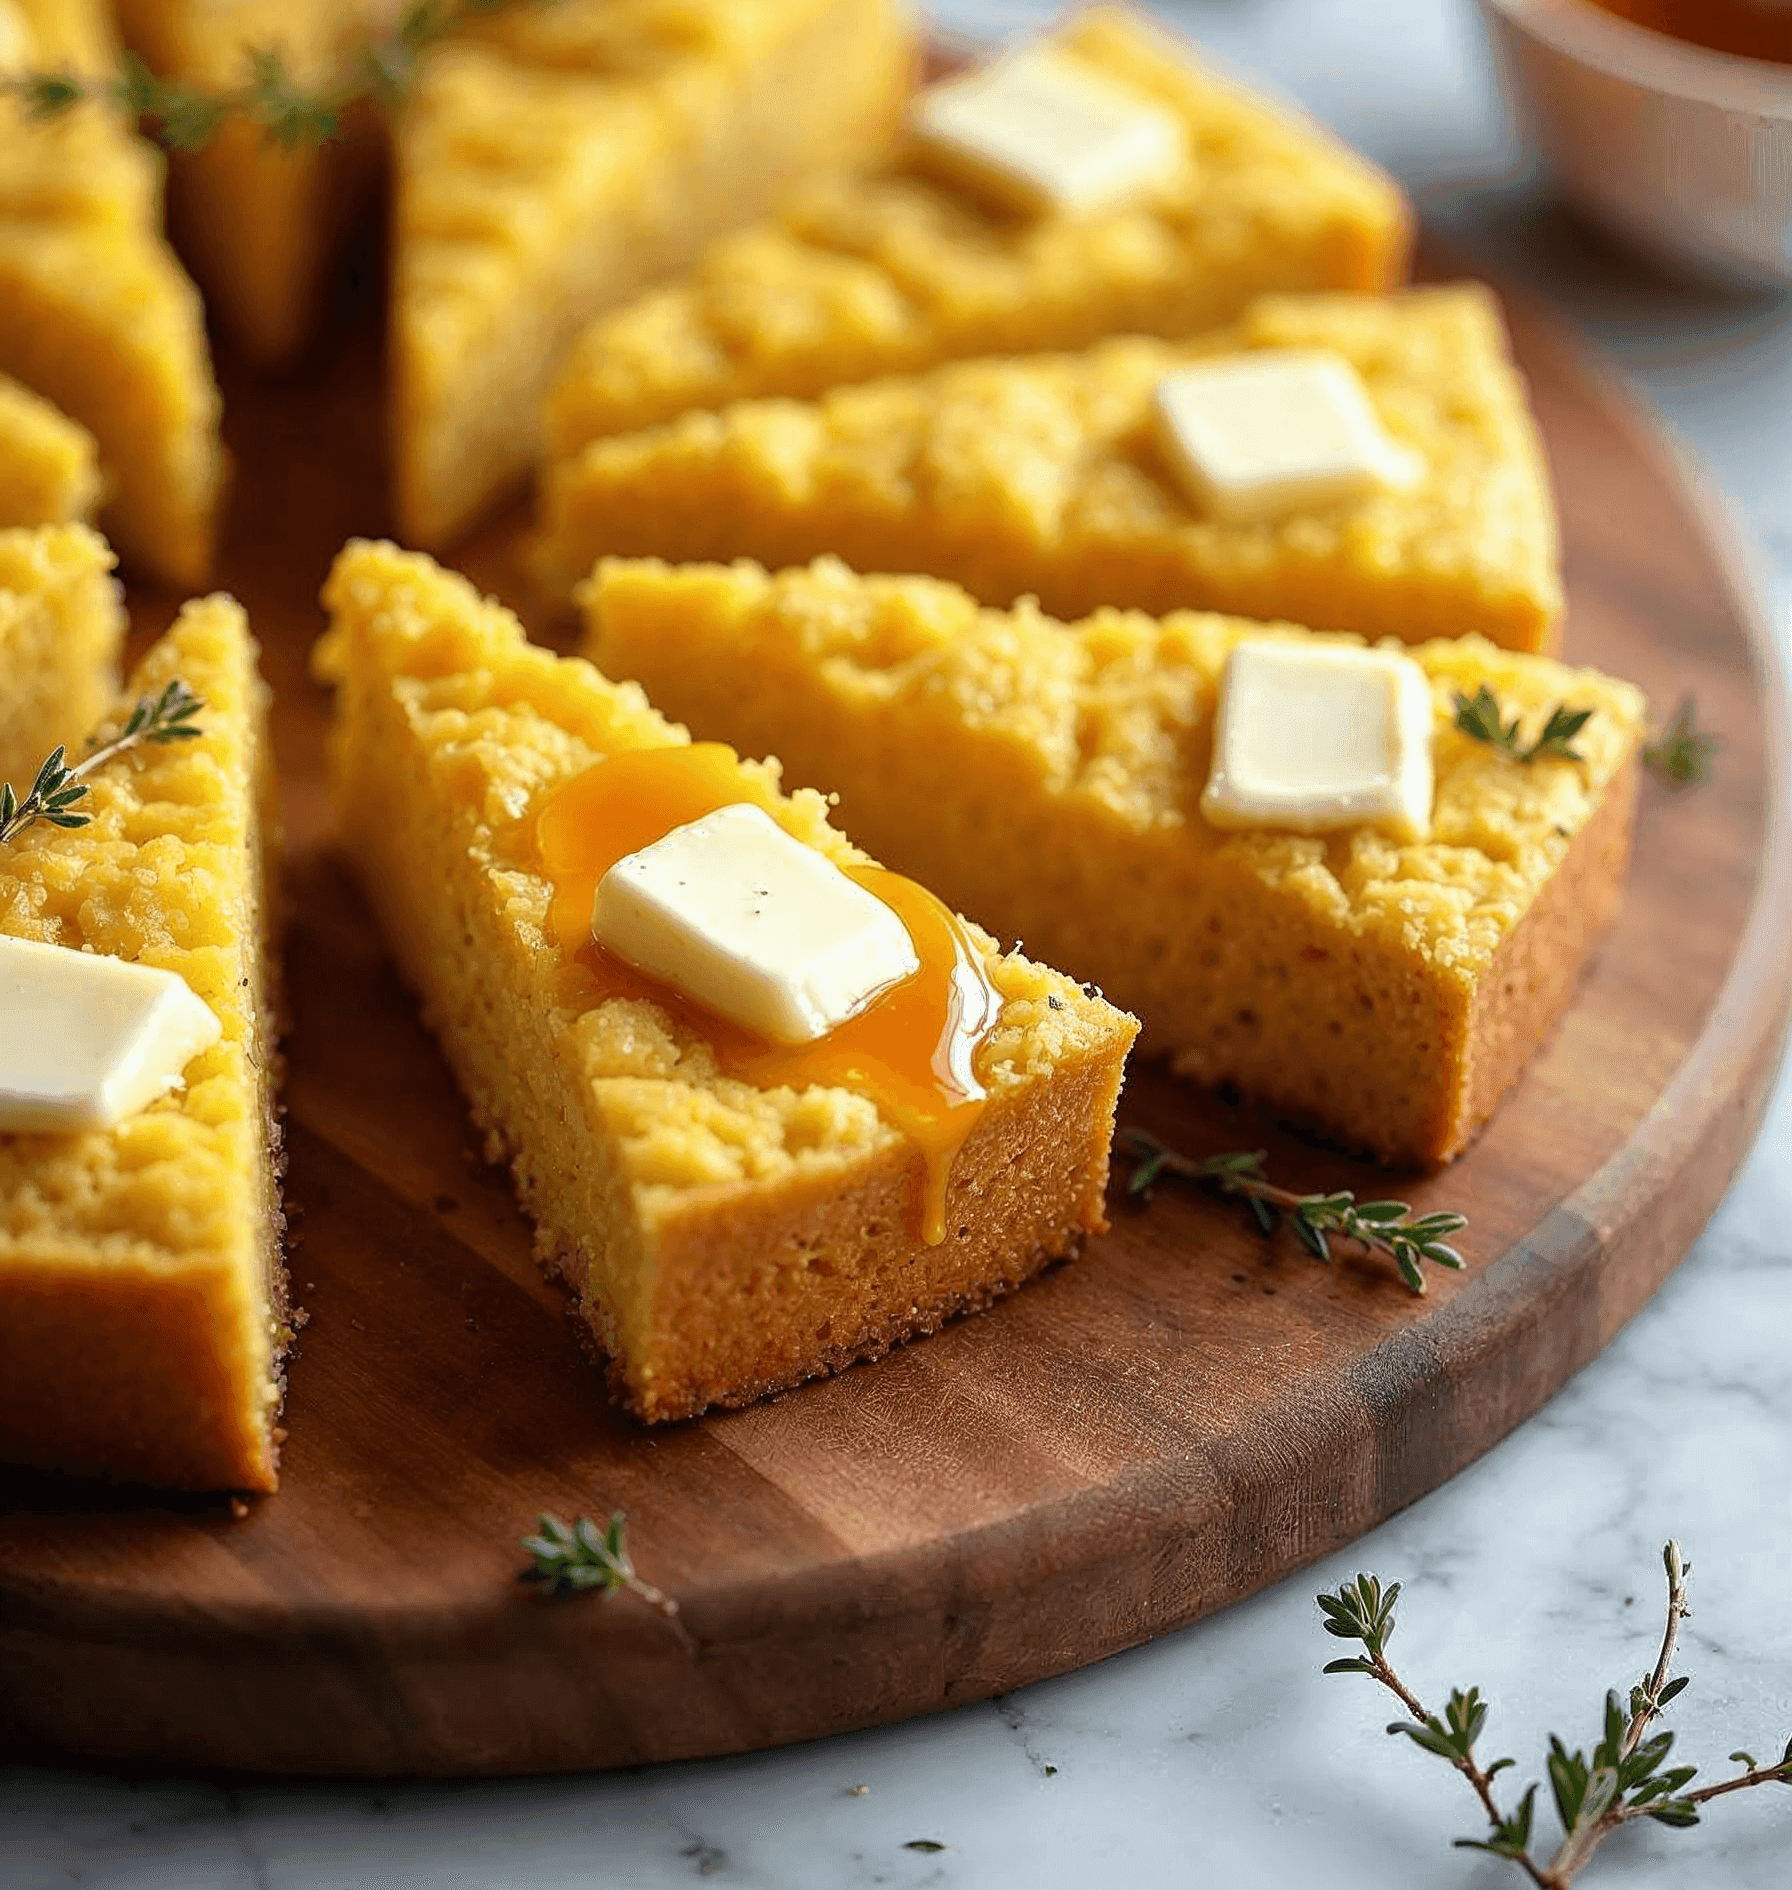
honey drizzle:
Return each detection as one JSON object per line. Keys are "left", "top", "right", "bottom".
{"left": 535, "top": 745, "right": 1002, "bottom": 1244}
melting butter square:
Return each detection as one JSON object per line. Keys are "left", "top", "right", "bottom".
{"left": 593, "top": 802, "right": 920, "bottom": 1045}
{"left": 1201, "top": 639, "right": 1434, "bottom": 841}
{"left": 909, "top": 44, "right": 1184, "bottom": 217}
{"left": 1153, "top": 348, "right": 1423, "bottom": 524}
{"left": 0, "top": 935, "right": 222, "bottom": 1134}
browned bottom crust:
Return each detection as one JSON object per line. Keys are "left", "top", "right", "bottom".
{"left": 509, "top": 1041, "right": 1130, "bottom": 1426}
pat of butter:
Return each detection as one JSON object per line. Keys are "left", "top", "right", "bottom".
{"left": 1153, "top": 350, "right": 1424, "bottom": 524}
{"left": 0, "top": 935, "right": 223, "bottom": 1134}
{"left": 592, "top": 802, "right": 921, "bottom": 1045}
{"left": 1201, "top": 639, "right": 1435, "bottom": 841}
{"left": 909, "top": 45, "right": 1184, "bottom": 217}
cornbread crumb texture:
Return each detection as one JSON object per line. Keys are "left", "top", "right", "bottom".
{"left": 318, "top": 539, "right": 1124, "bottom": 1198}
{"left": 317, "top": 539, "right": 1135, "bottom": 1420}
{"left": 583, "top": 557, "right": 1645, "bottom": 1163}
{"left": 393, "top": 0, "right": 914, "bottom": 548}
{"left": 0, "top": 374, "right": 102, "bottom": 529}
{"left": 0, "top": 522, "right": 123, "bottom": 787}
{"left": 0, "top": 0, "right": 224, "bottom": 587}
{"left": 544, "top": 3, "right": 1411, "bottom": 457}
{"left": 111, "top": 0, "right": 386, "bottom": 369}
{"left": 0, "top": 591, "right": 285, "bottom": 1490}
{"left": 540, "top": 285, "right": 1563, "bottom": 653}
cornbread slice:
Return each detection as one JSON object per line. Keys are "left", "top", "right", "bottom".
{"left": 540, "top": 284, "right": 1563, "bottom": 652}
{"left": 0, "top": 592, "right": 286, "bottom": 1490}
{"left": 544, "top": 5, "right": 1411, "bottom": 461}
{"left": 315, "top": 540, "right": 1137, "bottom": 1423}
{"left": 584, "top": 557, "right": 1648, "bottom": 1166}
{"left": 111, "top": 0, "right": 385, "bottom": 370}
{"left": 392, "top": 0, "right": 914, "bottom": 549}
{"left": 0, "top": 0, "right": 225, "bottom": 587}
{"left": 0, "top": 374, "right": 101, "bottom": 528}
{"left": 0, "top": 524, "right": 123, "bottom": 788}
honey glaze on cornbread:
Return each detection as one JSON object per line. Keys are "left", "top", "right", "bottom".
{"left": 536, "top": 743, "right": 1002, "bottom": 1244}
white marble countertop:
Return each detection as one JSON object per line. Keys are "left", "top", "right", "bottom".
{"left": 7, "top": 2, "right": 1792, "bottom": 1884}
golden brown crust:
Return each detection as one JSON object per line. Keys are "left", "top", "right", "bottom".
{"left": 1455, "top": 754, "right": 1640, "bottom": 1161}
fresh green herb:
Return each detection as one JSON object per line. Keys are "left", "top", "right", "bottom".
{"left": 519, "top": 1505, "right": 687, "bottom": 1639}
{"left": 0, "top": 679, "right": 203, "bottom": 848}
{"left": 1119, "top": 1128, "right": 1467, "bottom": 1295}
{"left": 1454, "top": 686, "right": 1594, "bottom": 765}
{"left": 1, "top": 0, "right": 552, "bottom": 154}
{"left": 1320, "top": 1543, "right": 1792, "bottom": 1885}
{"left": 1643, "top": 696, "right": 1719, "bottom": 788}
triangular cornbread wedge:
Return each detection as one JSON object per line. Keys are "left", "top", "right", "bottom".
{"left": 0, "top": 591, "right": 286, "bottom": 1490}
{"left": 583, "top": 557, "right": 1648, "bottom": 1167}
{"left": 540, "top": 284, "right": 1563, "bottom": 652}
{"left": 0, "top": 374, "right": 101, "bottom": 529}
{"left": 110, "top": 0, "right": 384, "bottom": 370}
{"left": 316, "top": 540, "right": 1137, "bottom": 1423}
{"left": 0, "top": 0, "right": 225, "bottom": 586}
{"left": 392, "top": 0, "right": 914, "bottom": 549}
{"left": 0, "top": 524, "right": 122, "bottom": 787}
{"left": 545, "top": 5, "right": 1411, "bottom": 462}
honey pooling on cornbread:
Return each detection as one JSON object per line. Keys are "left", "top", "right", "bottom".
{"left": 536, "top": 744, "right": 1004, "bottom": 1245}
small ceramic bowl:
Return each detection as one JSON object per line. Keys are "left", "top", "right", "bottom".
{"left": 1478, "top": 0, "right": 1792, "bottom": 287}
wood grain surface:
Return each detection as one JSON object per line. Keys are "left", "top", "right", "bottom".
{"left": 0, "top": 238, "right": 1787, "bottom": 1778}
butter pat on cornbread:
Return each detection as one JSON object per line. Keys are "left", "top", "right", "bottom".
{"left": 543, "top": 5, "right": 1411, "bottom": 462}
{"left": 316, "top": 541, "right": 1137, "bottom": 1424}
{"left": 583, "top": 558, "right": 1648, "bottom": 1167}
{"left": 910, "top": 42, "right": 1184, "bottom": 216}
{"left": 539, "top": 286, "right": 1563, "bottom": 653}
{"left": 1202, "top": 639, "right": 1435, "bottom": 842}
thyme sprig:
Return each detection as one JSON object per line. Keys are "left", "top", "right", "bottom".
{"left": 1454, "top": 686, "right": 1594, "bottom": 765}
{"left": 519, "top": 1506, "right": 688, "bottom": 1640}
{"left": 1642, "top": 695, "right": 1719, "bottom": 787}
{"left": 1, "top": 0, "right": 547, "bottom": 154}
{"left": 1119, "top": 1128, "right": 1467, "bottom": 1295}
{"left": 0, "top": 679, "right": 203, "bottom": 848}
{"left": 1321, "top": 1543, "right": 1792, "bottom": 1885}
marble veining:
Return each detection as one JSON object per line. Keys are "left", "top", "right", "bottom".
{"left": 5, "top": 2, "right": 1792, "bottom": 1883}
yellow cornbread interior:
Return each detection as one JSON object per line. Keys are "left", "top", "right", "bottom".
{"left": 316, "top": 540, "right": 1136, "bottom": 1422}
{"left": 392, "top": 0, "right": 913, "bottom": 548}
{"left": 0, "top": 374, "right": 101, "bottom": 529}
{"left": 0, "top": 524, "right": 123, "bottom": 788}
{"left": 540, "top": 284, "right": 1562, "bottom": 654}
{"left": 584, "top": 556, "right": 1648, "bottom": 1165}
{"left": 111, "top": 0, "right": 383, "bottom": 370}
{"left": 545, "top": 4, "right": 1410, "bottom": 460}
{"left": 0, "top": 593, "right": 285, "bottom": 1491}
{"left": 0, "top": 0, "right": 224, "bottom": 587}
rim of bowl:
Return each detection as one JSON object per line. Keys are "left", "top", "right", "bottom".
{"left": 1479, "top": 0, "right": 1792, "bottom": 114}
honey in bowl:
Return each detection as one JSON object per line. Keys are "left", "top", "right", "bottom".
{"left": 1577, "top": 0, "right": 1792, "bottom": 64}
{"left": 536, "top": 743, "right": 1002, "bottom": 1245}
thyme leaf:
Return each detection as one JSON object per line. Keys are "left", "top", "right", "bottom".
{"left": 1454, "top": 686, "right": 1594, "bottom": 765}
{"left": 0, "top": 680, "right": 203, "bottom": 848}
{"left": 1, "top": 0, "right": 555, "bottom": 154}
{"left": 1321, "top": 1541, "right": 1792, "bottom": 1884}
{"left": 1119, "top": 1128, "right": 1466, "bottom": 1296}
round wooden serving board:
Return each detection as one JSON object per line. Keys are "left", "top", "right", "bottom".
{"left": 1, "top": 241, "right": 1789, "bottom": 1779}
